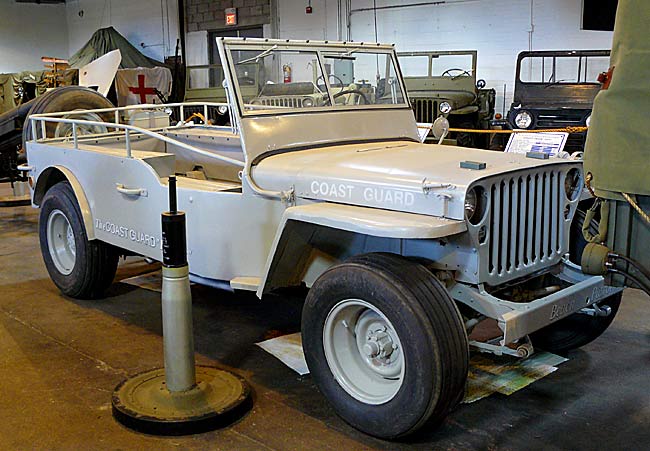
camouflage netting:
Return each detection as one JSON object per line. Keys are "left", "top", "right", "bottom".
{"left": 68, "top": 26, "right": 165, "bottom": 69}
{"left": 583, "top": 0, "right": 650, "bottom": 198}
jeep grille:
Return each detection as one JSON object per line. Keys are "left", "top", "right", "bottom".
{"left": 473, "top": 165, "right": 579, "bottom": 285}
{"left": 254, "top": 96, "right": 308, "bottom": 108}
{"left": 411, "top": 98, "right": 439, "bottom": 124}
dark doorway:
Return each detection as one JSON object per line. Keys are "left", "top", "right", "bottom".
{"left": 209, "top": 26, "right": 264, "bottom": 65}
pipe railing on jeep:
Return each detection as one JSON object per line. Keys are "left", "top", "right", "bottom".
{"left": 27, "top": 102, "right": 245, "bottom": 169}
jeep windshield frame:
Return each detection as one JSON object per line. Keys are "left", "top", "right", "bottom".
{"left": 398, "top": 50, "right": 477, "bottom": 81}
{"left": 516, "top": 50, "right": 611, "bottom": 85}
{"left": 220, "top": 39, "right": 410, "bottom": 118}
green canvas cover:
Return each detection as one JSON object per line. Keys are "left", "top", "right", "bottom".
{"left": 584, "top": 0, "right": 650, "bottom": 199}
{"left": 0, "top": 71, "right": 47, "bottom": 115}
{"left": 68, "top": 26, "right": 164, "bottom": 69}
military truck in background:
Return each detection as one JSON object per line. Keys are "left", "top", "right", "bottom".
{"left": 493, "top": 49, "right": 610, "bottom": 152}
{"left": 398, "top": 50, "right": 495, "bottom": 148}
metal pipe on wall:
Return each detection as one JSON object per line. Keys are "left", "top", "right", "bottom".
{"left": 349, "top": 0, "right": 479, "bottom": 14}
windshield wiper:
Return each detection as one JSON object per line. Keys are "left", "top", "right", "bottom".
{"left": 322, "top": 48, "right": 361, "bottom": 59}
{"left": 237, "top": 45, "right": 278, "bottom": 65}
{"left": 544, "top": 79, "right": 575, "bottom": 87}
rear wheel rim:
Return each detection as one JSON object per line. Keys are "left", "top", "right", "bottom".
{"left": 47, "top": 209, "right": 76, "bottom": 275}
{"left": 322, "top": 298, "right": 404, "bottom": 405}
{"left": 54, "top": 111, "right": 107, "bottom": 138}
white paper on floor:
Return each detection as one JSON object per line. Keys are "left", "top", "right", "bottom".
{"left": 256, "top": 332, "right": 309, "bottom": 376}
{"left": 121, "top": 270, "right": 163, "bottom": 292}
{"left": 256, "top": 332, "right": 568, "bottom": 402}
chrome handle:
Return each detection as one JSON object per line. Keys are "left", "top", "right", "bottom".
{"left": 116, "top": 183, "right": 147, "bottom": 197}
{"left": 17, "top": 164, "right": 33, "bottom": 172}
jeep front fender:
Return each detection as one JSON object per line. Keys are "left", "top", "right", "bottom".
{"left": 256, "top": 202, "right": 466, "bottom": 297}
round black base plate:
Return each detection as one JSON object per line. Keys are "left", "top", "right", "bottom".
{"left": 112, "top": 366, "right": 252, "bottom": 436}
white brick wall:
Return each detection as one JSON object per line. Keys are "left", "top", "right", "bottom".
{"left": 277, "top": 0, "right": 614, "bottom": 113}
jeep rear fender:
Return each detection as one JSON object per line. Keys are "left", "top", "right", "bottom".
{"left": 33, "top": 165, "right": 95, "bottom": 240}
{"left": 257, "top": 202, "right": 466, "bottom": 297}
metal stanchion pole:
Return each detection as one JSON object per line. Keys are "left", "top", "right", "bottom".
{"left": 111, "top": 176, "right": 251, "bottom": 435}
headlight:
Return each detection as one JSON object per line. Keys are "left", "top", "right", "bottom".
{"left": 514, "top": 111, "right": 533, "bottom": 129}
{"left": 439, "top": 101, "right": 452, "bottom": 114}
{"left": 217, "top": 105, "right": 229, "bottom": 115}
{"left": 465, "top": 186, "right": 486, "bottom": 225}
{"left": 302, "top": 97, "right": 314, "bottom": 108}
{"left": 564, "top": 168, "right": 582, "bottom": 200}
{"left": 585, "top": 114, "right": 591, "bottom": 127}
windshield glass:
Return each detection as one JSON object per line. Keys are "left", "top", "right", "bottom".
{"left": 519, "top": 55, "right": 610, "bottom": 84}
{"left": 227, "top": 44, "right": 407, "bottom": 115}
{"left": 399, "top": 53, "right": 475, "bottom": 78}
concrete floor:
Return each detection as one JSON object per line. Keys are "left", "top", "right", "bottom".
{"left": 1, "top": 191, "right": 649, "bottom": 451}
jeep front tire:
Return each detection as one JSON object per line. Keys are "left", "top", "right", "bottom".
{"left": 39, "top": 181, "right": 118, "bottom": 299}
{"left": 301, "top": 253, "right": 469, "bottom": 439}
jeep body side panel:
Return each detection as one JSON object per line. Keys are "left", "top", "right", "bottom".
{"left": 257, "top": 202, "right": 467, "bottom": 297}
{"left": 32, "top": 164, "right": 96, "bottom": 239}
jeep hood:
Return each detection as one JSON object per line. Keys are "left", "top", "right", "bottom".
{"left": 251, "top": 141, "right": 578, "bottom": 220}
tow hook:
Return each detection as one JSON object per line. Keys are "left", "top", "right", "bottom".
{"left": 580, "top": 302, "right": 612, "bottom": 317}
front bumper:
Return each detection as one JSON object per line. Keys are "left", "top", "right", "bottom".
{"left": 451, "top": 259, "right": 622, "bottom": 345}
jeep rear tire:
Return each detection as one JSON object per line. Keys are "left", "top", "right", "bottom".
{"left": 301, "top": 253, "right": 468, "bottom": 439}
{"left": 530, "top": 292, "right": 622, "bottom": 354}
{"left": 39, "top": 181, "right": 118, "bottom": 299}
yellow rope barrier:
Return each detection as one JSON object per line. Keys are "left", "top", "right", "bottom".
{"left": 447, "top": 126, "right": 589, "bottom": 134}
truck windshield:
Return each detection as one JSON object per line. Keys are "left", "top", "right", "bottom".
{"left": 399, "top": 53, "right": 474, "bottom": 78}
{"left": 519, "top": 54, "right": 610, "bottom": 84}
{"left": 226, "top": 45, "right": 407, "bottom": 115}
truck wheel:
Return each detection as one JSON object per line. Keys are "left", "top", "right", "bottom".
{"left": 302, "top": 253, "right": 468, "bottom": 439}
{"left": 39, "top": 181, "right": 118, "bottom": 299}
{"left": 530, "top": 292, "right": 621, "bottom": 354}
{"left": 22, "top": 86, "right": 114, "bottom": 148}
{"left": 455, "top": 120, "right": 478, "bottom": 148}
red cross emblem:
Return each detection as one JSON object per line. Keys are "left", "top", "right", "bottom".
{"left": 128, "top": 74, "right": 156, "bottom": 103}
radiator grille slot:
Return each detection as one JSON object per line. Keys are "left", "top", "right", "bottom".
{"left": 256, "top": 96, "right": 305, "bottom": 108}
{"left": 410, "top": 98, "right": 438, "bottom": 124}
{"left": 486, "top": 169, "right": 565, "bottom": 279}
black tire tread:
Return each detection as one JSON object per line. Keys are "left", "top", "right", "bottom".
{"left": 40, "top": 181, "right": 118, "bottom": 299}
{"left": 345, "top": 253, "right": 469, "bottom": 434}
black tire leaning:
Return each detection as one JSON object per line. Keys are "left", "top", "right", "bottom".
{"left": 455, "top": 119, "right": 478, "bottom": 148}
{"left": 530, "top": 292, "right": 622, "bottom": 354}
{"left": 301, "top": 253, "right": 469, "bottom": 439}
{"left": 22, "top": 86, "right": 114, "bottom": 148}
{"left": 39, "top": 181, "right": 118, "bottom": 299}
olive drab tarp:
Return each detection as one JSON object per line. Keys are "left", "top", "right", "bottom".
{"left": 68, "top": 26, "right": 164, "bottom": 69}
{"left": 584, "top": 0, "right": 650, "bottom": 199}
{"left": 0, "top": 71, "right": 47, "bottom": 115}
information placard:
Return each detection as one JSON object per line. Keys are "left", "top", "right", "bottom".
{"left": 505, "top": 132, "right": 569, "bottom": 156}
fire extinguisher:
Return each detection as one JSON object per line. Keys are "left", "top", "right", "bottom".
{"left": 283, "top": 64, "right": 292, "bottom": 83}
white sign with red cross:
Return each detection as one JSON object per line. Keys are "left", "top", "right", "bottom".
{"left": 115, "top": 67, "right": 173, "bottom": 106}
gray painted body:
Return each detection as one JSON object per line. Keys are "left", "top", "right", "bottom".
{"left": 24, "top": 39, "right": 617, "bottom": 348}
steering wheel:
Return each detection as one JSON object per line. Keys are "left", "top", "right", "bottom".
{"left": 329, "top": 89, "right": 369, "bottom": 105}
{"left": 441, "top": 68, "right": 472, "bottom": 79}
{"left": 238, "top": 76, "right": 256, "bottom": 86}
{"left": 317, "top": 73, "right": 345, "bottom": 90}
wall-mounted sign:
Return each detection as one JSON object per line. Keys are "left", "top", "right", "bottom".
{"left": 225, "top": 8, "right": 237, "bottom": 26}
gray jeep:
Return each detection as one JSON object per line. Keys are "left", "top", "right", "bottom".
{"left": 398, "top": 50, "right": 495, "bottom": 147}
{"left": 23, "top": 38, "right": 620, "bottom": 440}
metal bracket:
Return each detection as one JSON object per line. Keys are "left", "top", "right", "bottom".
{"left": 470, "top": 335, "right": 534, "bottom": 358}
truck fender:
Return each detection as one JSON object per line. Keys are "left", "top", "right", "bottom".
{"left": 256, "top": 202, "right": 466, "bottom": 297}
{"left": 33, "top": 165, "right": 96, "bottom": 240}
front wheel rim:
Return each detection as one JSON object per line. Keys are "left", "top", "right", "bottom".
{"left": 322, "top": 299, "right": 405, "bottom": 405}
{"left": 47, "top": 209, "right": 76, "bottom": 275}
